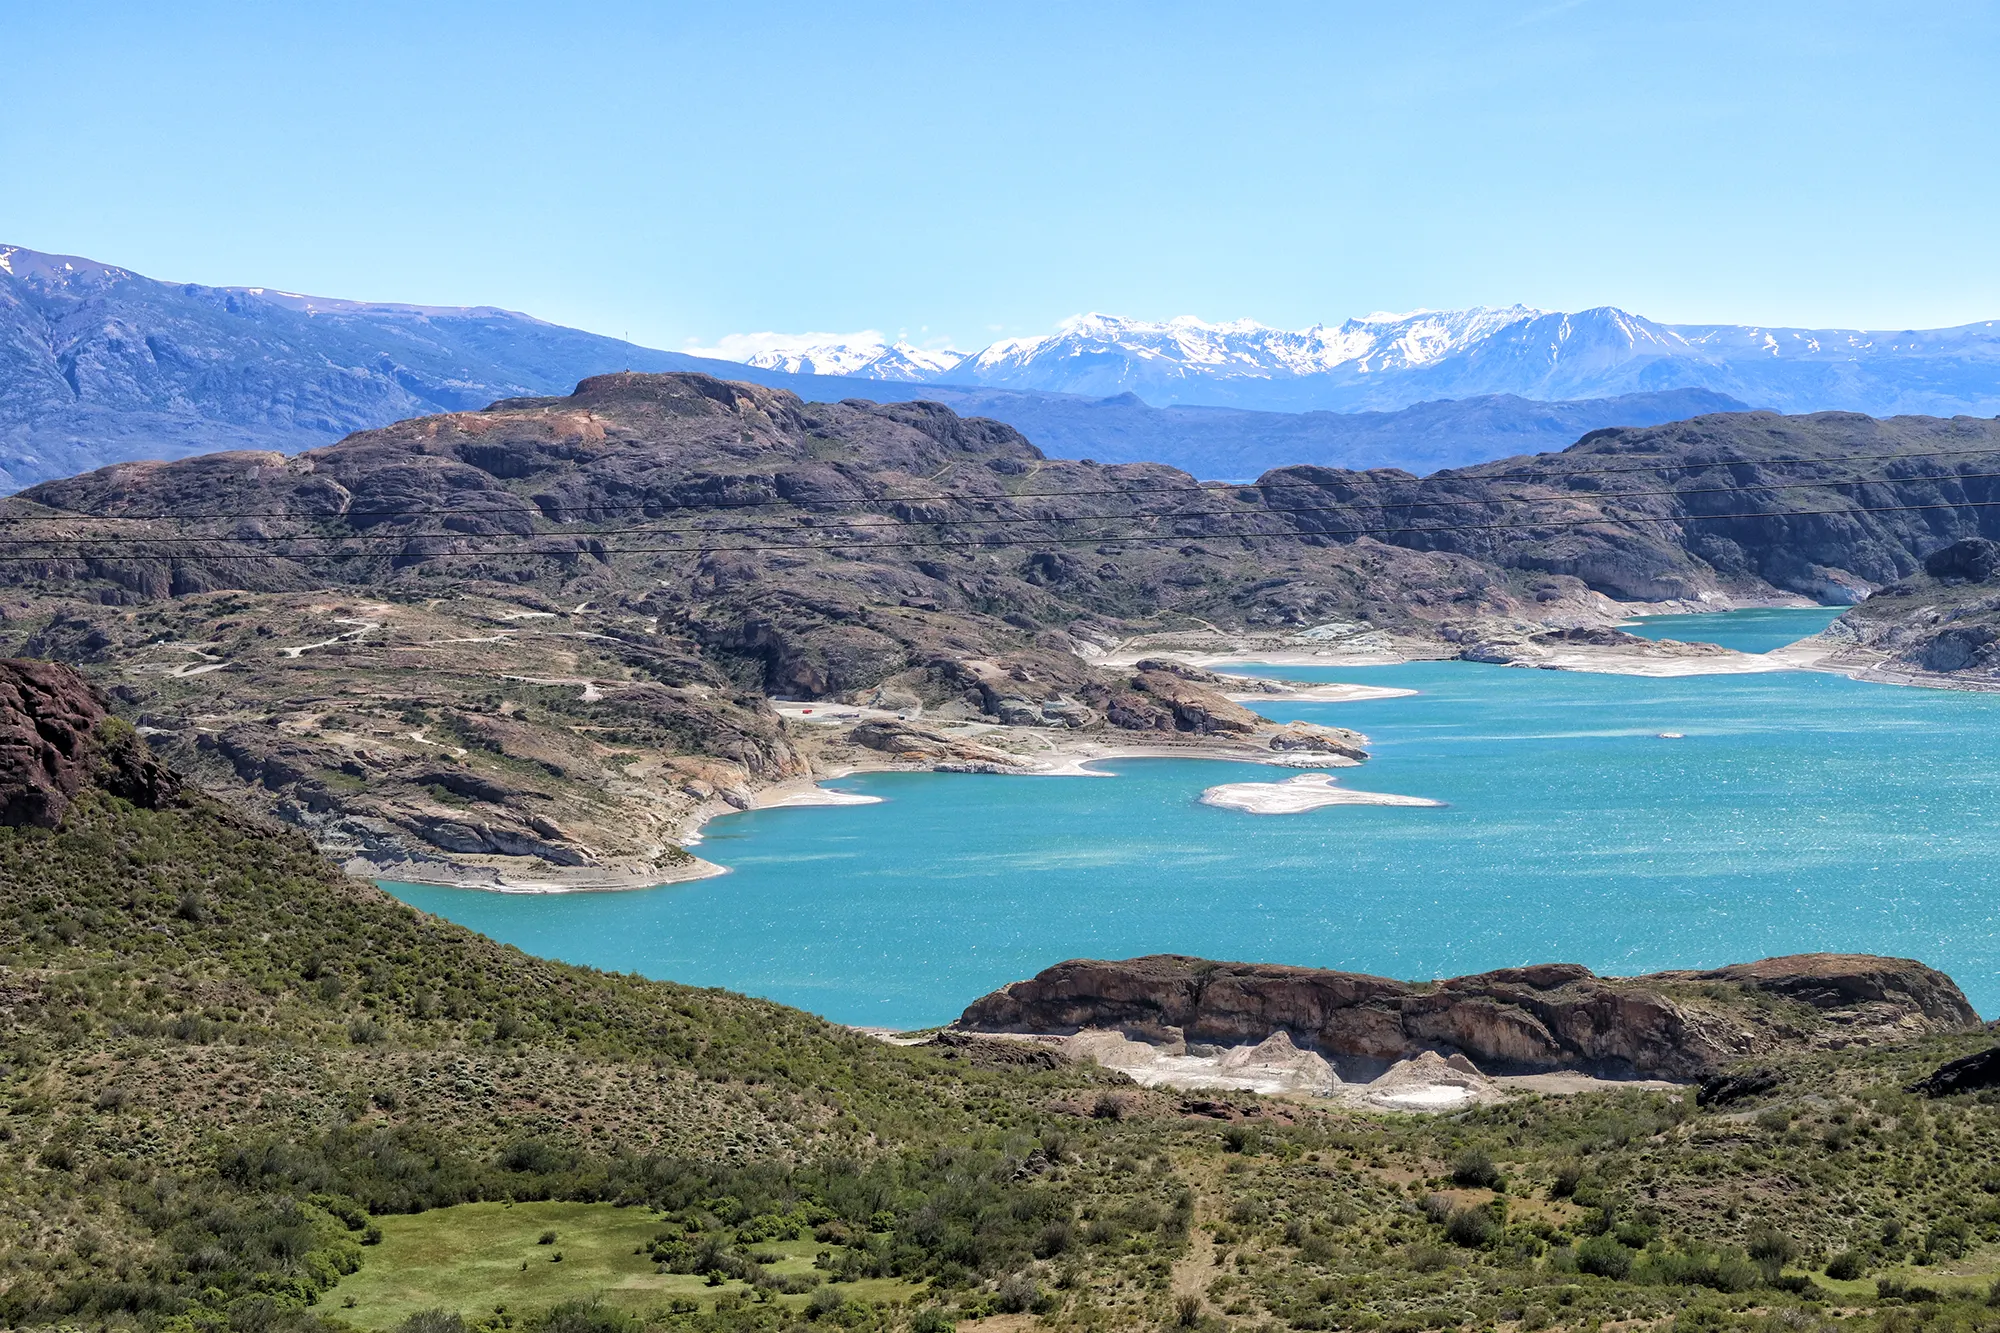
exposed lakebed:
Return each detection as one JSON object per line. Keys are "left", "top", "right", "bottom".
{"left": 386, "top": 609, "right": 2000, "bottom": 1028}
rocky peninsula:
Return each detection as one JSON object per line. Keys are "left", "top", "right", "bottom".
{"left": 955, "top": 952, "right": 1981, "bottom": 1082}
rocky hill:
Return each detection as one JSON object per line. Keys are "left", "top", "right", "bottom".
{"left": 3, "top": 373, "right": 1512, "bottom": 884}
{"left": 1803, "top": 536, "right": 2000, "bottom": 686}
{"left": 956, "top": 954, "right": 1982, "bottom": 1080}
{"left": 7, "top": 374, "right": 2000, "bottom": 882}
{"left": 1253, "top": 409, "right": 2000, "bottom": 605}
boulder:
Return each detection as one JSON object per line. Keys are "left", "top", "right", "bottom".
{"left": 1696, "top": 1067, "right": 1783, "bottom": 1107}
{"left": 1908, "top": 1046, "right": 2000, "bottom": 1097}
{"left": 1923, "top": 537, "right": 2000, "bottom": 583}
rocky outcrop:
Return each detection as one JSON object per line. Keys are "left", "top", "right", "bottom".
{"left": 848, "top": 719, "right": 1030, "bottom": 769}
{"left": 955, "top": 953, "right": 1980, "bottom": 1079}
{"left": 1908, "top": 1046, "right": 2000, "bottom": 1097}
{"left": 1652, "top": 954, "right": 1979, "bottom": 1026}
{"left": 1695, "top": 1067, "right": 1783, "bottom": 1107}
{"left": 1830, "top": 544, "right": 2000, "bottom": 684}
{"left": 1266, "top": 721, "right": 1369, "bottom": 761}
{"left": 1923, "top": 537, "right": 2000, "bottom": 583}
{"left": 0, "top": 658, "right": 177, "bottom": 827}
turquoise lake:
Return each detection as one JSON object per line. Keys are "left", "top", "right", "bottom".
{"left": 385, "top": 609, "right": 2000, "bottom": 1028}
{"left": 1621, "top": 606, "right": 1846, "bottom": 652}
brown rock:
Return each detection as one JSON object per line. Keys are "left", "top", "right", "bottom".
{"left": 955, "top": 952, "right": 1980, "bottom": 1079}
{"left": 1127, "top": 670, "right": 1260, "bottom": 735}
{"left": 1267, "top": 721, "right": 1369, "bottom": 761}
{"left": 0, "top": 658, "right": 179, "bottom": 827}
{"left": 1655, "top": 954, "right": 1980, "bottom": 1026}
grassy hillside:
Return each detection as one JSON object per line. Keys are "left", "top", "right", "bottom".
{"left": 3, "top": 718, "right": 2000, "bottom": 1333}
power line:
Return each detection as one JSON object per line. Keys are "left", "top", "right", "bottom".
{"left": 4, "top": 496, "right": 1997, "bottom": 564}
{"left": 9, "top": 442, "right": 2000, "bottom": 524}
{"left": 10, "top": 466, "right": 2000, "bottom": 549}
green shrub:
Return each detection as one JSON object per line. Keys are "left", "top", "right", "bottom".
{"left": 1450, "top": 1148, "right": 1504, "bottom": 1191}
{"left": 1576, "top": 1234, "right": 1633, "bottom": 1279}
{"left": 532, "top": 1299, "right": 640, "bottom": 1333}
{"left": 1647, "top": 1245, "right": 1760, "bottom": 1292}
{"left": 1444, "top": 1207, "right": 1498, "bottom": 1248}
{"left": 1825, "top": 1250, "right": 1865, "bottom": 1280}
{"left": 397, "top": 1312, "right": 468, "bottom": 1333}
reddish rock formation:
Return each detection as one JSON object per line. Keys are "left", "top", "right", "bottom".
{"left": 955, "top": 953, "right": 1980, "bottom": 1079}
{"left": 0, "top": 658, "right": 177, "bottom": 827}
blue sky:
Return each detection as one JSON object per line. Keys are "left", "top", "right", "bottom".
{"left": 5, "top": 1, "right": 1998, "bottom": 351}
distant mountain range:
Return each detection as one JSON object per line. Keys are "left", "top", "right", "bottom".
{"left": 906, "top": 385, "right": 1749, "bottom": 480}
{"left": 0, "top": 243, "right": 720, "bottom": 489}
{"left": 1, "top": 241, "right": 1989, "bottom": 492}
{"left": 716, "top": 308, "right": 2000, "bottom": 416}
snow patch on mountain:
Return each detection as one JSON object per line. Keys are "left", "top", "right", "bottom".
{"left": 687, "top": 330, "right": 964, "bottom": 381}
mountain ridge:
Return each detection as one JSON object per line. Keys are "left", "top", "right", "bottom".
{"left": 740, "top": 306, "right": 2000, "bottom": 416}
{"left": 7, "top": 241, "right": 1996, "bottom": 496}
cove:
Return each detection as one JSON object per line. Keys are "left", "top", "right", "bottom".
{"left": 1621, "top": 606, "right": 1845, "bottom": 653}
{"left": 385, "top": 610, "right": 2000, "bottom": 1029}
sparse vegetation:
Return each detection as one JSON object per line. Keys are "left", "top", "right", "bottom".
{"left": 3, "top": 711, "right": 2000, "bottom": 1333}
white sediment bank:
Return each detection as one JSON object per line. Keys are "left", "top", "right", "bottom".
{"left": 1008, "top": 1024, "right": 1680, "bottom": 1112}
{"left": 1199, "top": 772, "right": 1442, "bottom": 814}
{"left": 756, "top": 787, "right": 885, "bottom": 809}
{"left": 1060, "top": 1029, "right": 1340, "bottom": 1097}
{"left": 359, "top": 855, "right": 727, "bottom": 895}
{"left": 974, "top": 1029, "right": 1680, "bottom": 1113}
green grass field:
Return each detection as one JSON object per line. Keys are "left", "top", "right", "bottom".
{"left": 327, "top": 1201, "right": 921, "bottom": 1330}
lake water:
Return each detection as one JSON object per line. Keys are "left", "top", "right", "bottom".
{"left": 386, "top": 609, "right": 2000, "bottom": 1027}
{"left": 1621, "top": 606, "right": 1846, "bottom": 653}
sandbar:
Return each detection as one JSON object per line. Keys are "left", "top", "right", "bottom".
{"left": 1198, "top": 771, "right": 1442, "bottom": 814}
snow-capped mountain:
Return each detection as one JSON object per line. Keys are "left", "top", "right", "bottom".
{"left": 692, "top": 331, "right": 963, "bottom": 382}
{"left": 957, "top": 308, "right": 1550, "bottom": 387}
{"left": 705, "top": 307, "right": 2000, "bottom": 417}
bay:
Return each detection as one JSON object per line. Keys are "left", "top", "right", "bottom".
{"left": 1621, "top": 605, "right": 1845, "bottom": 652}
{"left": 385, "top": 609, "right": 1998, "bottom": 1028}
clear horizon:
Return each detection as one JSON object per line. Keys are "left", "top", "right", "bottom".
{"left": 6, "top": 2, "right": 1998, "bottom": 352}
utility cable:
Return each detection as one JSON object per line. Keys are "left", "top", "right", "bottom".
{"left": 5, "top": 467, "right": 2000, "bottom": 548}
{"left": 8, "top": 442, "right": 2000, "bottom": 524}
{"left": 6, "top": 496, "right": 2000, "bottom": 563}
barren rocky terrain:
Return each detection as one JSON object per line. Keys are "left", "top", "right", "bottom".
{"left": 5, "top": 373, "right": 2000, "bottom": 884}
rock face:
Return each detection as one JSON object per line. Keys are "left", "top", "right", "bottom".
{"left": 1828, "top": 539, "right": 2000, "bottom": 684}
{"left": 955, "top": 953, "right": 1980, "bottom": 1079}
{"left": 0, "top": 658, "right": 176, "bottom": 826}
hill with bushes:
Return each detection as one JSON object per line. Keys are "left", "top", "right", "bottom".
{"left": 3, "top": 659, "right": 2000, "bottom": 1333}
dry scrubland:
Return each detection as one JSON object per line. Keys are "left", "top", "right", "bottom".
{"left": 1, "top": 693, "right": 1998, "bottom": 1333}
